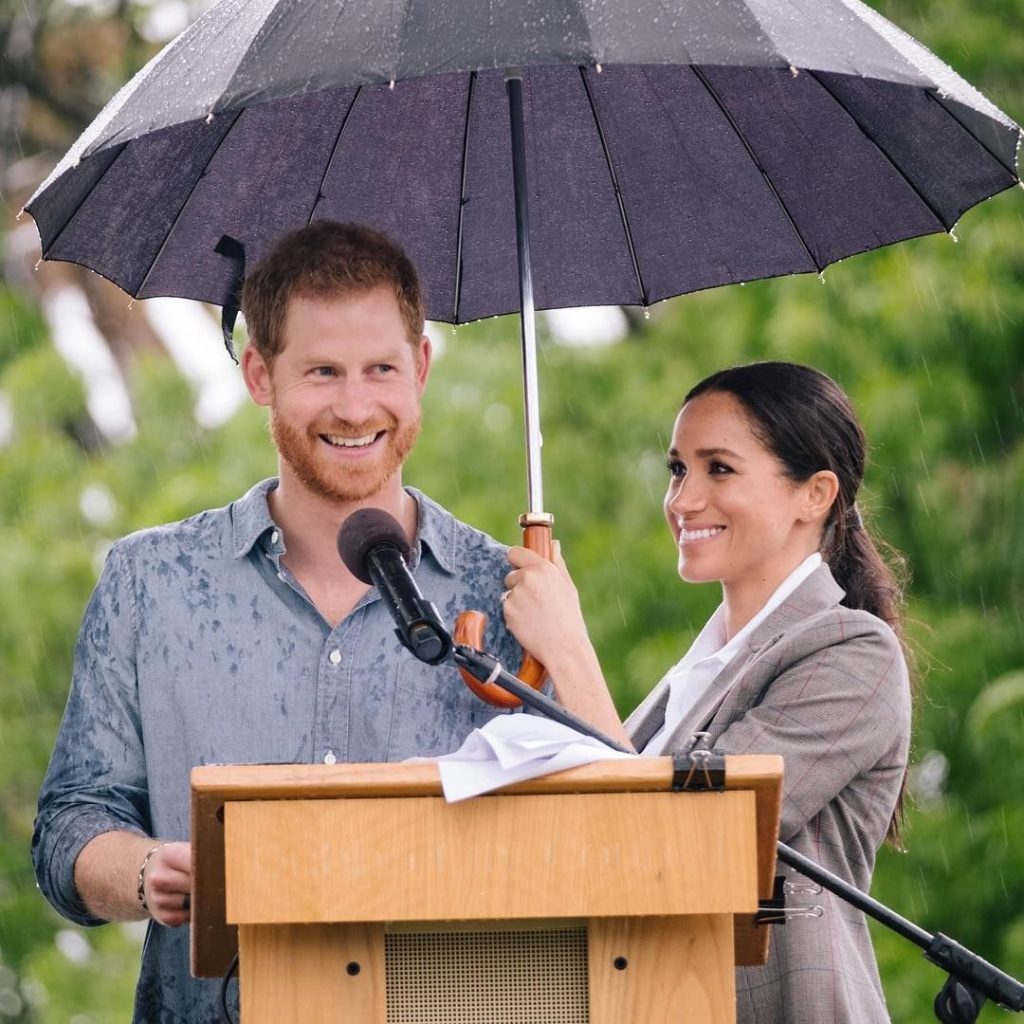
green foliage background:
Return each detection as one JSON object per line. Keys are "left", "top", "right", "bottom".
{"left": 1, "top": 0, "right": 1022, "bottom": 1020}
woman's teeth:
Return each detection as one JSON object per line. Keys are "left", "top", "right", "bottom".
{"left": 680, "top": 526, "right": 725, "bottom": 541}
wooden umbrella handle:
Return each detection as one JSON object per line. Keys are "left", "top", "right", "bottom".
{"left": 455, "top": 514, "right": 553, "bottom": 708}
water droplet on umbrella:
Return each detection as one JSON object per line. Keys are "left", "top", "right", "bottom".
{"left": 642, "top": 307, "right": 650, "bottom": 320}
{"left": 818, "top": 271, "right": 827, "bottom": 284}
{"left": 205, "top": 113, "right": 214, "bottom": 124}
{"left": 789, "top": 65, "right": 799, "bottom": 77}
{"left": 949, "top": 228, "right": 959, "bottom": 243}
{"left": 34, "top": 259, "right": 41, "bottom": 271}
{"left": 596, "top": 63, "right": 603, "bottom": 73}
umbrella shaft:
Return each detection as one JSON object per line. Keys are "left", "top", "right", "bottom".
{"left": 506, "top": 71, "right": 545, "bottom": 516}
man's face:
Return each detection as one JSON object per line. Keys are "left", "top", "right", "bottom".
{"left": 244, "top": 286, "right": 431, "bottom": 504}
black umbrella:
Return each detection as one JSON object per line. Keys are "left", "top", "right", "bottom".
{"left": 24, "top": 0, "right": 1021, "bottom": 696}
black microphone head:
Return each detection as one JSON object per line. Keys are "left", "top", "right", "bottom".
{"left": 337, "top": 508, "right": 411, "bottom": 584}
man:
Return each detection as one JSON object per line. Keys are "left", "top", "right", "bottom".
{"left": 33, "top": 221, "right": 520, "bottom": 1022}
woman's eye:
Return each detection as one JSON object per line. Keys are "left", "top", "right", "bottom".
{"left": 667, "top": 459, "right": 685, "bottom": 479}
{"left": 709, "top": 461, "right": 734, "bottom": 476}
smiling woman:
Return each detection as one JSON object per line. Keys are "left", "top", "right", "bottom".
{"left": 500, "top": 361, "right": 912, "bottom": 1024}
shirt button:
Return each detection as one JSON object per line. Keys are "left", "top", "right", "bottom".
{"left": 324, "top": 750, "right": 337, "bottom": 765}
{"left": 270, "top": 530, "right": 280, "bottom": 544}
{"left": 329, "top": 649, "right": 342, "bottom": 666}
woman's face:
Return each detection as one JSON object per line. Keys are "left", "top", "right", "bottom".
{"left": 664, "top": 391, "right": 819, "bottom": 595}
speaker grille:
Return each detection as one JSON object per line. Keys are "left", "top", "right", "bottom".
{"left": 385, "top": 926, "right": 589, "bottom": 1023}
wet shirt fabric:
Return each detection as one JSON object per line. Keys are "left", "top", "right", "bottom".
{"left": 33, "top": 479, "right": 519, "bottom": 1024}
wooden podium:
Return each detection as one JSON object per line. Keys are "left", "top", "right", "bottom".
{"left": 191, "top": 755, "right": 782, "bottom": 1023}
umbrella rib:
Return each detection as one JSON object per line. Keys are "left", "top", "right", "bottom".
{"left": 453, "top": 70, "right": 477, "bottom": 324}
{"left": 38, "top": 144, "right": 127, "bottom": 260}
{"left": 306, "top": 86, "right": 363, "bottom": 226}
{"left": 691, "top": 65, "right": 822, "bottom": 274}
{"left": 578, "top": 66, "right": 649, "bottom": 307}
{"left": 136, "top": 109, "right": 245, "bottom": 298}
{"left": 922, "top": 89, "right": 1021, "bottom": 180}
{"left": 806, "top": 70, "right": 952, "bottom": 231}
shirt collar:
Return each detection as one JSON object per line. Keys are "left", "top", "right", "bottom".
{"left": 230, "top": 479, "right": 457, "bottom": 576}
{"left": 231, "top": 478, "right": 279, "bottom": 558}
{"left": 680, "top": 551, "right": 824, "bottom": 668}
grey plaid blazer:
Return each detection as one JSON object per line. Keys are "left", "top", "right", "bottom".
{"left": 626, "top": 564, "right": 911, "bottom": 1024}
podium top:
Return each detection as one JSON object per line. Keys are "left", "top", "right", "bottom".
{"left": 191, "top": 753, "right": 781, "bottom": 801}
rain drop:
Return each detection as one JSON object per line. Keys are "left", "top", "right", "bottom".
{"left": 948, "top": 228, "right": 959, "bottom": 243}
{"left": 389, "top": 79, "right": 395, "bottom": 90}
{"left": 818, "top": 271, "right": 827, "bottom": 284}
{"left": 596, "top": 63, "right": 603, "bottom": 73}
{"left": 33, "top": 259, "right": 41, "bottom": 271}
{"left": 15, "top": 209, "right": 24, "bottom": 221}
{"left": 643, "top": 307, "right": 650, "bottom": 320}
{"left": 789, "top": 65, "right": 799, "bottom": 77}
{"left": 205, "top": 113, "right": 214, "bottom": 124}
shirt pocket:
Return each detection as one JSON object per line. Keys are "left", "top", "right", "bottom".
{"left": 387, "top": 659, "right": 510, "bottom": 760}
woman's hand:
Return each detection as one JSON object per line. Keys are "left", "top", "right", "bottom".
{"left": 502, "top": 543, "right": 635, "bottom": 750}
{"left": 502, "top": 541, "right": 590, "bottom": 665}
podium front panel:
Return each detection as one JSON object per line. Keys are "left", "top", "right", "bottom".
{"left": 224, "top": 790, "right": 758, "bottom": 924}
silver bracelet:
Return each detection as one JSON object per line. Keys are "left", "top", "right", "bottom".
{"left": 136, "top": 843, "right": 165, "bottom": 912}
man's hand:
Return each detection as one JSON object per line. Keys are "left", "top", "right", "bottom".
{"left": 75, "top": 831, "right": 192, "bottom": 926}
{"left": 142, "top": 842, "right": 192, "bottom": 927}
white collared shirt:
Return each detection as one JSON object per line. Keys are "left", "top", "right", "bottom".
{"left": 643, "top": 552, "right": 822, "bottom": 755}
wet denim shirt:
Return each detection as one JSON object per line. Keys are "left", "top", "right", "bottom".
{"left": 33, "top": 479, "right": 521, "bottom": 1024}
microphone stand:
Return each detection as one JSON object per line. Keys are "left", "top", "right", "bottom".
{"left": 451, "top": 642, "right": 1024, "bottom": 1022}
{"left": 452, "top": 644, "right": 632, "bottom": 754}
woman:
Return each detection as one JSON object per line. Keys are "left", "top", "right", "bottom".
{"left": 502, "top": 361, "right": 911, "bottom": 1024}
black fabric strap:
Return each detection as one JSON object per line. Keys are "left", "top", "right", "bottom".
{"left": 214, "top": 235, "right": 246, "bottom": 364}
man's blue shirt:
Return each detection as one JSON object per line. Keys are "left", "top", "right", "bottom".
{"left": 33, "top": 479, "right": 519, "bottom": 1023}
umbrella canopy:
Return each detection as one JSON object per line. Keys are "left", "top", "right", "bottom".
{"left": 26, "top": 0, "right": 1021, "bottom": 325}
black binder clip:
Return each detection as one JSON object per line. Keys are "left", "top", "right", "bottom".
{"left": 671, "top": 733, "right": 726, "bottom": 792}
{"left": 755, "top": 875, "right": 825, "bottom": 926}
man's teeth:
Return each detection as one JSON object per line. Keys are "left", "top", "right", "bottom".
{"left": 680, "top": 526, "right": 725, "bottom": 541}
{"left": 324, "top": 432, "right": 378, "bottom": 448}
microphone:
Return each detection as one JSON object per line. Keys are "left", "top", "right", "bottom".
{"left": 337, "top": 508, "right": 452, "bottom": 665}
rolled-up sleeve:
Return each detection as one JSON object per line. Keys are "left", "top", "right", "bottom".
{"left": 32, "top": 542, "right": 150, "bottom": 925}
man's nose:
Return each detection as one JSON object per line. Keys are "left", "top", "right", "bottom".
{"left": 329, "top": 378, "right": 376, "bottom": 423}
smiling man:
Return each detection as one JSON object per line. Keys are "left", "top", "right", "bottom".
{"left": 33, "top": 222, "right": 520, "bottom": 1023}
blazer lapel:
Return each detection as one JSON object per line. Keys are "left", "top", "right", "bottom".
{"left": 630, "top": 564, "right": 845, "bottom": 753}
{"left": 624, "top": 680, "right": 671, "bottom": 752}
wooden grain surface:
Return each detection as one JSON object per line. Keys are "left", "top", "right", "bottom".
{"left": 191, "top": 755, "right": 782, "bottom": 976}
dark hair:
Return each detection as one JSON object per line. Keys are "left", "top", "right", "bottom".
{"left": 241, "top": 221, "right": 425, "bottom": 363}
{"left": 685, "top": 361, "right": 910, "bottom": 842}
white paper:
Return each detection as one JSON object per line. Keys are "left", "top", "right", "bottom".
{"left": 412, "top": 715, "right": 636, "bottom": 802}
